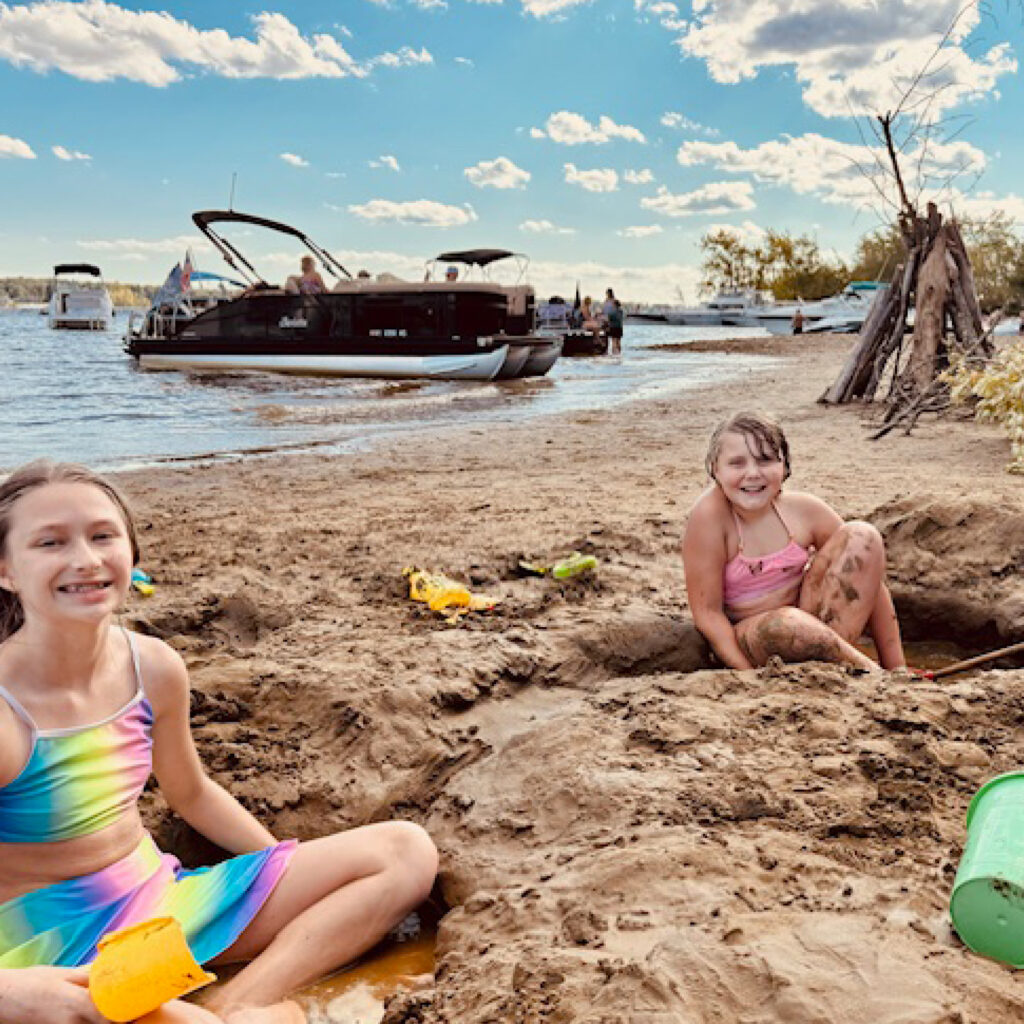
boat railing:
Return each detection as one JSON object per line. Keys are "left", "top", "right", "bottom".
{"left": 127, "top": 305, "right": 194, "bottom": 340}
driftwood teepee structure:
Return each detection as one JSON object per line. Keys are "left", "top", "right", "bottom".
{"left": 820, "top": 115, "right": 992, "bottom": 435}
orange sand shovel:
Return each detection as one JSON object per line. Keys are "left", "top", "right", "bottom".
{"left": 89, "top": 917, "right": 217, "bottom": 1022}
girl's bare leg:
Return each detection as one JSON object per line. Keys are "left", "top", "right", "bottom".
{"left": 736, "top": 606, "right": 876, "bottom": 669}
{"left": 203, "top": 822, "right": 437, "bottom": 1016}
{"left": 798, "top": 521, "right": 885, "bottom": 643}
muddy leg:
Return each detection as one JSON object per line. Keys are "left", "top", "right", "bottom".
{"left": 799, "top": 522, "right": 885, "bottom": 644}
{"left": 736, "top": 606, "right": 876, "bottom": 669}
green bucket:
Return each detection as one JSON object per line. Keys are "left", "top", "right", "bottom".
{"left": 950, "top": 771, "right": 1024, "bottom": 966}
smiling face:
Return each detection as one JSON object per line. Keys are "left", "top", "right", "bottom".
{"left": 712, "top": 430, "right": 787, "bottom": 512}
{"left": 0, "top": 481, "right": 134, "bottom": 630}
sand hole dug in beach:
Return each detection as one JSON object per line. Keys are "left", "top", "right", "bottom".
{"left": 136, "top": 493, "right": 1024, "bottom": 1022}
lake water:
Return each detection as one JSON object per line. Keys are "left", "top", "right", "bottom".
{"left": 0, "top": 309, "right": 773, "bottom": 473}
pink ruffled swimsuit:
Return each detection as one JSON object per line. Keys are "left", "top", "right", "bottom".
{"left": 722, "top": 503, "right": 811, "bottom": 623}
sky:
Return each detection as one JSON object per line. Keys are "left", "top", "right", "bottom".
{"left": 1, "top": 0, "right": 1023, "bottom": 302}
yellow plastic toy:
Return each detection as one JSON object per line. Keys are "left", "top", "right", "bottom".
{"left": 89, "top": 917, "right": 216, "bottom": 1022}
{"left": 403, "top": 568, "right": 498, "bottom": 615}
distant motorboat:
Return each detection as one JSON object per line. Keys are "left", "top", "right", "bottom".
{"left": 48, "top": 263, "right": 114, "bottom": 330}
{"left": 740, "top": 282, "right": 886, "bottom": 336}
{"left": 663, "top": 290, "right": 770, "bottom": 327}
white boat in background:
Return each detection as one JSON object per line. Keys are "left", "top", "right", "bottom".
{"left": 663, "top": 290, "right": 770, "bottom": 326}
{"left": 48, "top": 264, "right": 114, "bottom": 330}
{"left": 740, "top": 282, "right": 886, "bottom": 335}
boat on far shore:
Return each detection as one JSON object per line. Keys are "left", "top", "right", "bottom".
{"left": 662, "top": 289, "right": 770, "bottom": 327}
{"left": 734, "top": 281, "right": 886, "bottom": 335}
{"left": 48, "top": 263, "right": 114, "bottom": 330}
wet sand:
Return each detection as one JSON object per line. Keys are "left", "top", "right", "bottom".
{"left": 119, "top": 332, "right": 1024, "bottom": 1022}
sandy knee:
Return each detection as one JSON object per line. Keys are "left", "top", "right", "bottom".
{"left": 838, "top": 521, "right": 884, "bottom": 557}
{"left": 380, "top": 821, "right": 438, "bottom": 899}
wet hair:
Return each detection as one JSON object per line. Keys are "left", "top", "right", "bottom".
{"left": 0, "top": 460, "right": 140, "bottom": 642}
{"left": 704, "top": 411, "right": 791, "bottom": 482}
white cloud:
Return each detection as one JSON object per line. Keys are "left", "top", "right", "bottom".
{"left": 619, "top": 225, "right": 664, "bottom": 238}
{"left": 464, "top": 156, "right": 530, "bottom": 190}
{"left": 676, "top": 132, "right": 988, "bottom": 211}
{"left": 564, "top": 163, "right": 619, "bottom": 193}
{"left": 77, "top": 234, "right": 212, "bottom": 256}
{"left": 280, "top": 152, "right": 309, "bottom": 168}
{"left": 520, "top": 0, "right": 594, "bottom": 17}
{"left": 365, "top": 46, "right": 432, "bottom": 70}
{"left": 624, "top": 168, "right": 654, "bottom": 185}
{"left": 0, "top": 134, "right": 35, "bottom": 158}
{"left": 0, "top": 2, "right": 432, "bottom": 85}
{"left": 520, "top": 219, "right": 576, "bottom": 235}
{"left": 533, "top": 110, "right": 646, "bottom": 145}
{"left": 641, "top": 181, "right": 756, "bottom": 217}
{"left": 454, "top": 56, "right": 474, "bottom": 67}
{"left": 703, "top": 220, "right": 767, "bottom": 245}
{"left": 52, "top": 144, "right": 91, "bottom": 160}
{"left": 347, "top": 199, "right": 478, "bottom": 227}
{"left": 672, "top": 0, "right": 1015, "bottom": 118}
{"left": 660, "top": 111, "right": 719, "bottom": 137}
{"left": 411, "top": 0, "right": 447, "bottom": 8}
{"left": 370, "top": 154, "right": 401, "bottom": 172}
{"left": 943, "top": 190, "right": 1024, "bottom": 225}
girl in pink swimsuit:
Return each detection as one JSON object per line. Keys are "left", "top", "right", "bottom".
{"left": 682, "top": 412, "right": 905, "bottom": 671}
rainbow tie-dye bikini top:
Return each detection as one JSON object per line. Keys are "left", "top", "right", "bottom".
{"left": 0, "top": 631, "right": 153, "bottom": 844}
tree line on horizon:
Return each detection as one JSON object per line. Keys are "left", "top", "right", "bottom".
{"left": 0, "top": 276, "right": 155, "bottom": 307}
{"left": 699, "top": 213, "right": 1024, "bottom": 313}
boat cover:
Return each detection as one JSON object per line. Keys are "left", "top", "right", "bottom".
{"left": 54, "top": 264, "right": 101, "bottom": 276}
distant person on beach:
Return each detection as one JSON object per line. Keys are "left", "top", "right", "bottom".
{"left": 607, "top": 299, "right": 624, "bottom": 356}
{"left": 0, "top": 460, "right": 437, "bottom": 1024}
{"left": 682, "top": 412, "right": 905, "bottom": 671}
{"left": 285, "top": 255, "right": 326, "bottom": 295}
{"left": 791, "top": 309, "right": 805, "bottom": 334}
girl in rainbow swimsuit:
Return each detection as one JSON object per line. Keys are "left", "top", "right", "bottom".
{"left": 683, "top": 412, "right": 905, "bottom": 672}
{"left": 0, "top": 461, "right": 437, "bottom": 1024}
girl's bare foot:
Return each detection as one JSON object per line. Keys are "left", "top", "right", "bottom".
{"left": 222, "top": 1000, "right": 306, "bottom": 1024}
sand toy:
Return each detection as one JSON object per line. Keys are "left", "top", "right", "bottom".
{"left": 517, "top": 552, "right": 599, "bottom": 579}
{"left": 403, "top": 568, "right": 498, "bottom": 615}
{"left": 950, "top": 772, "right": 1024, "bottom": 966}
{"left": 131, "top": 568, "right": 155, "bottom": 597}
{"left": 89, "top": 917, "right": 216, "bottom": 1022}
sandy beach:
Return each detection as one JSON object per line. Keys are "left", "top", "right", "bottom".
{"left": 118, "top": 332, "right": 1024, "bottom": 1022}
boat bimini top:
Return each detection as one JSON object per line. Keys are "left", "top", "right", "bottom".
{"left": 427, "top": 248, "right": 529, "bottom": 283}
{"left": 53, "top": 264, "right": 102, "bottom": 277}
{"left": 191, "top": 209, "right": 353, "bottom": 287}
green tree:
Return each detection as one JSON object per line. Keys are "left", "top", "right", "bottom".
{"left": 959, "top": 213, "right": 1024, "bottom": 313}
{"left": 849, "top": 223, "right": 905, "bottom": 283}
{"left": 698, "top": 230, "right": 764, "bottom": 294}
{"left": 700, "top": 229, "right": 847, "bottom": 300}
{"left": 759, "top": 230, "right": 848, "bottom": 301}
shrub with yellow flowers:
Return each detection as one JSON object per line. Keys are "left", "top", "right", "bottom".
{"left": 945, "top": 339, "right": 1024, "bottom": 473}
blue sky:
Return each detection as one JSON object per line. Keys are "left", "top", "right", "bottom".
{"left": 1, "top": 0, "right": 1022, "bottom": 301}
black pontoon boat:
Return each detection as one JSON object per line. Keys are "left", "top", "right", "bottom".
{"left": 125, "top": 212, "right": 559, "bottom": 381}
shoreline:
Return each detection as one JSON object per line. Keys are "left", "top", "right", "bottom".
{"left": 116, "top": 331, "right": 1024, "bottom": 1021}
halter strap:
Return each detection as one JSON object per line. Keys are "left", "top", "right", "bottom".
{"left": 732, "top": 500, "right": 793, "bottom": 554}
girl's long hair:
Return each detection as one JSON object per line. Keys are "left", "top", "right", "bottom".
{"left": 0, "top": 460, "right": 140, "bottom": 642}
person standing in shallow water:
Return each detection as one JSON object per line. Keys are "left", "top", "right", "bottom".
{"left": 0, "top": 460, "right": 438, "bottom": 1024}
{"left": 682, "top": 412, "right": 905, "bottom": 670}
{"left": 791, "top": 308, "right": 805, "bottom": 334}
